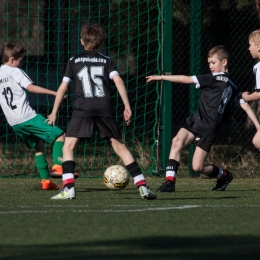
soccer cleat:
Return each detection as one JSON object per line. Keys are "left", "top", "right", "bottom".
{"left": 51, "top": 186, "right": 76, "bottom": 200}
{"left": 50, "top": 164, "right": 79, "bottom": 179}
{"left": 139, "top": 186, "right": 157, "bottom": 200}
{"left": 157, "top": 179, "right": 175, "bottom": 192}
{"left": 41, "top": 179, "right": 59, "bottom": 190}
{"left": 212, "top": 170, "right": 233, "bottom": 191}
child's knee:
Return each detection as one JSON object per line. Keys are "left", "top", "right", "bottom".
{"left": 56, "top": 133, "right": 65, "bottom": 142}
{"left": 171, "top": 136, "right": 184, "bottom": 149}
{"left": 192, "top": 163, "right": 203, "bottom": 173}
{"left": 252, "top": 138, "right": 260, "bottom": 149}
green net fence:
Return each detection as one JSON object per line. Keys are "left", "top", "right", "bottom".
{"left": 170, "top": 0, "right": 260, "bottom": 178}
{"left": 1, "top": 0, "right": 260, "bottom": 178}
{"left": 0, "top": 0, "right": 160, "bottom": 177}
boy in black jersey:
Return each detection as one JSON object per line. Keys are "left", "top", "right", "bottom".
{"left": 47, "top": 24, "right": 156, "bottom": 200}
{"left": 146, "top": 45, "right": 238, "bottom": 192}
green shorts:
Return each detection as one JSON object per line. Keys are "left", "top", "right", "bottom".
{"left": 12, "top": 114, "right": 64, "bottom": 149}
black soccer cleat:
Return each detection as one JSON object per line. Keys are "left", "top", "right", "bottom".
{"left": 212, "top": 170, "right": 233, "bottom": 191}
{"left": 157, "top": 179, "right": 175, "bottom": 192}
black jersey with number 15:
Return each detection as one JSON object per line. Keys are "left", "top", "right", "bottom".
{"left": 64, "top": 50, "right": 119, "bottom": 118}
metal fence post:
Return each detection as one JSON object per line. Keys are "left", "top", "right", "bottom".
{"left": 161, "top": 0, "right": 172, "bottom": 171}
{"left": 189, "top": 0, "right": 201, "bottom": 177}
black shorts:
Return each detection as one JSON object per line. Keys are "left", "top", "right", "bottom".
{"left": 182, "top": 123, "right": 214, "bottom": 152}
{"left": 66, "top": 117, "right": 122, "bottom": 140}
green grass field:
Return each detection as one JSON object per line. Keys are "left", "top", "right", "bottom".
{"left": 1, "top": 177, "right": 260, "bottom": 260}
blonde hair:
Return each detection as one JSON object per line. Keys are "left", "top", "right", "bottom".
{"left": 248, "top": 30, "right": 260, "bottom": 44}
{"left": 208, "top": 45, "right": 229, "bottom": 72}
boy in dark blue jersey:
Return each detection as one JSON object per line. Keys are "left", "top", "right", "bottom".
{"left": 146, "top": 46, "right": 238, "bottom": 192}
{"left": 47, "top": 24, "right": 156, "bottom": 200}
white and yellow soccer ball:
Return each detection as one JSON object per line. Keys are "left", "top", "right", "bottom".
{"left": 103, "top": 165, "right": 130, "bottom": 191}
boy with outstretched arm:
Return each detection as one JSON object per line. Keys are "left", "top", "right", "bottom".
{"left": 146, "top": 45, "right": 239, "bottom": 192}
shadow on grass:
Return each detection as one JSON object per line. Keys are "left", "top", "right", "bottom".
{"left": 1, "top": 235, "right": 260, "bottom": 260}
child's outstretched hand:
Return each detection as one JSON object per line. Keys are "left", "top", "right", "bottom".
{"left": 124, "top": 106, "right": 132, "bottom": 126}
{"left": 45, "top": 113, "right": 57, "bottom": 126}
{"left": 146, "top": 75, "right": 162, "bottom": 82}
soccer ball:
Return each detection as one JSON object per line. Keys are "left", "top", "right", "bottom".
{"left": 103, "top": 165, "right": 130, "bottom": 191}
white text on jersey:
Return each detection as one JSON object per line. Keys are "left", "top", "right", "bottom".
{"left": 75, "top": 57, "right": 107, "bottom": 64}
{"left": 0, "top": 77, "right": 8, "bottom": 84}
{"left": 216, "top": 75, "right": 228, "bottom": 82}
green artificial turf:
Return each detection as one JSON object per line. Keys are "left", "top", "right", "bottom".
{"left": 0, "top": 177, "right": 260, "bottom": 260}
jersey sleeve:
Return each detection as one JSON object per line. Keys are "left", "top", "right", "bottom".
{"left": 192, "top": 74, "right": 213, "bottom": 89}
{"left": 15, "top": 69, "right": 33, "bottom": 89}
{"left": 108, "top": 58, "right": 119, "bottom": 79}
{"left": 191, "top": 76, "right": 200, "bottom": 88}
{"left": 254, "top": 63, "right": 260, "bottom": 92}
{"left": 63, "top": 58, "right": 74, "bottom": 83}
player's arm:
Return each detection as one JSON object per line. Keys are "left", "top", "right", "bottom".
{"left": 113, "top": 74, "right": 132, "bottom": 126}
{"left": 242, "top": 91, "right": 260, "bottom": 102}
{"left": 26, "top": 84, "right": 57, "bottom": 96}
{"left": 240, "top": 100, "right": 260, "bottom": 130}
{"left": 146, "top": 75, "right": 194, "bottom": 84}
{"left": 46, "top": 81, "right": 69, "bottom": 125}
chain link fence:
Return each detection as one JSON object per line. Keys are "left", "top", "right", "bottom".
{"left": 170, "top": 0, "right": 260, "bottom": 178}
{"left": 0, "top": 0, "right": 260, "bottom": 178}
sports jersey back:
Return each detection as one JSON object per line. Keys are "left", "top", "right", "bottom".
{"left": 63, "top": 50, "right": 118, "bottom": 118}
{"left": 0, "top": 65, "right": 36, "bottom": 126}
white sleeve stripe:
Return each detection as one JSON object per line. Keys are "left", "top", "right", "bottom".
{"left": 239, "top": 99, "right": 246, "bottom": 104}
{"left": 63, "top": 76, "right": 71, "bottom": 83}
{"left": 191, "top": 75, "right": 200, "bottom": 89}
{"left": 110, "top": 71, "right": 119, "bottom": 79}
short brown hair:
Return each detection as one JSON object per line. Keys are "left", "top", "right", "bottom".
{"left": 248, "top": 30, "right": 260, "bottom": 44}
{"left": 80, "top": 24, "right": 106, "bottom": 50}
{"left": 1, "top": 43, "right": 26, "bottom": 64}
{"left": 207, "top": 45, "right": 229, "bottom": 61}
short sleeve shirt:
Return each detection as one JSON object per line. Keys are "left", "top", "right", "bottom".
{"left": 0, "top": 65, "right": 36, "bottom": 126}
{"left": 63, "top": 50, "right": 119, "bottom": 118}
{"left": 188, "top": 72, "right": 238, "bottom": 140}
{"left": 253, "top": 61, "right": 260, "bottom": 92}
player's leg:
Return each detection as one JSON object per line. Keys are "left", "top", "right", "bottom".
{"left": 110, "top": 137, "right": 156, "bottom": 200}
{"left": 192, "top": 140, "right": 233, "bottom": 191}
{"left": 50, "top": 134, "right": 65, "bottom": 177}
{"left": 50, "top": 133, "right": 79, "bottom": 179}
{"left": 157, "top": 128, "right": 195, "bottom": 192}
{"left": 35, "top": 140, "right": 59, "bottom": 190}
{"left": 252, "top": 130, "right": 260, "bottom": 149}
{"left": 51, "top": 137, "right": 79, "bottom": 200}
{"left": 12, "top": 120, "right": 59, "bottom": 190}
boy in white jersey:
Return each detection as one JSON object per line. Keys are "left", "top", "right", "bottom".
{"left": 240, "top": 30, "right": 260, "bottom": 149}
{"left": 0, "top": 43, "right": 67, "bottom": 189}
{"left": 146, "top": 46, "right": 239, "bottom": 192}
{"left": 47, "top": 24, "right": 156, "bottom": 200}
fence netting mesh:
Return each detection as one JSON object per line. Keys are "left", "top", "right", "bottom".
{"left": 0, "top": 0, "right": 260, "bottom": 178}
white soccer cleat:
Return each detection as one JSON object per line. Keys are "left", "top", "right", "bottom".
{"left": 51, "top": 186, "right": 76, "bottom": 200}
{"left": 139, "top": 186, "right": 157, "bottom": 200}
